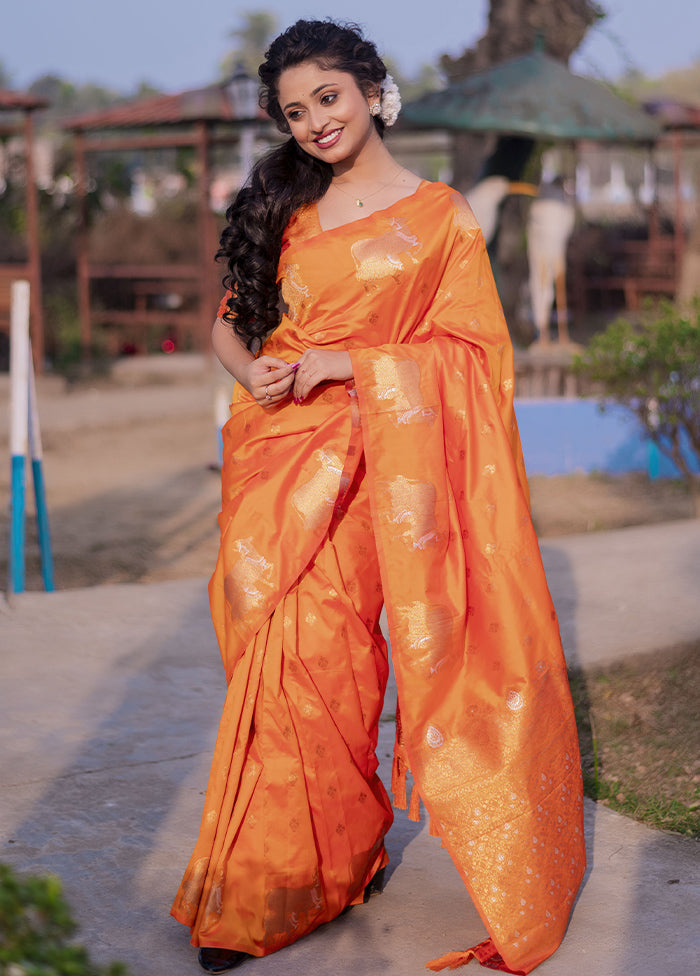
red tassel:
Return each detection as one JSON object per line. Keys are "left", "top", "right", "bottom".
{"left": 391, "top": 754, "right": 407, "bottom": 810}
{"left": 429, "top": 815, "right": 441, "bottom": 837}
{"left": 426, "top": 949, "right": 477, "bottom": 971}
{"left": 426, "top": 940, "right": 528, "bottom": 974}
{"left": 408, "top": 782, "right": 421, "bottom": 822}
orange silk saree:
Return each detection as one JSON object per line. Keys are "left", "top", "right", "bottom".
{"left": 171, "top": 182, "right": 585, "bottom": 973}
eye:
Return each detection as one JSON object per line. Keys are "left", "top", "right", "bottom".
{"left": 287, "top": 109, "right": 303, "bottom": 122}
{"left": 321, "top": 92, "right": 338, "bottom": 106}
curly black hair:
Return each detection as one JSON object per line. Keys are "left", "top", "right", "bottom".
{"left": 217, "top": 19, "right": 388, "bottom": 350}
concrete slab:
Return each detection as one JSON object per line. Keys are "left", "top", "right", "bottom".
{"left": 540, "top": 519, "right": 700, "bottom": 669}
{"left": 2, "top": 565, "right": 699, "bottom": 975}
{"left": 0, "top": 379, "right": 213, "bottom": 445}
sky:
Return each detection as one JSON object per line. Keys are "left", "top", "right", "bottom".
{"left": 2, "top": 0, "right": 699, "bottom": 94}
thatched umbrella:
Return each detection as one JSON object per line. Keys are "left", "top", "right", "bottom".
{"left": 403, "top": 44, "right": 662, "bottom": 345}
{"left": 402, "top": 43, "right": 660, "bottom": 143}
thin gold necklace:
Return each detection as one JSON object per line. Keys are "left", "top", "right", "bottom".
{"left": 331, "top": 167, "right": 405, "bottom": 207}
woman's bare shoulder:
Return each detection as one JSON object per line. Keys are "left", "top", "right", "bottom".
{"left": 396, "top": 168, "right": 423, "bottom": 193}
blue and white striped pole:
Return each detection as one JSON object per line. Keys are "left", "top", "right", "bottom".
{"left": 28, "top": 348, "right": 54, "bottom": 591}
{"left": 9, "top": 280, "right": 30, "bottom": 594}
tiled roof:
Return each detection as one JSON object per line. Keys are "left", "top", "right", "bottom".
{"left": 64, "top": 83, "right": 265, "bottom": 131}
{"left": 644, "top": 99, "right": 700, "bottom": 130}
{"left": 0, "top": 89, "right": 49, "bottom": 111}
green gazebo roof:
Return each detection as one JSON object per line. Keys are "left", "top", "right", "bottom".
{"left": 402, "top": 47, "right": 661, "bottom": 142}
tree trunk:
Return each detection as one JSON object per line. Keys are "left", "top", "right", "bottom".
{"left": 678, "top": 213, "right": 700, "bottom": 306}
{"left": 442, "top": 0, "right": 604, "bottom": 81}
{"left": 451, "top": 133, "right": 495, "bottom": 193}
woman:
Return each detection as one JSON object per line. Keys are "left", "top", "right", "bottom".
{"left": 171, "top": 20, "right": 585, "bottom": 975}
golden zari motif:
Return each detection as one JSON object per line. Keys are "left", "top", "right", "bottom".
{"left": 365, "top": 354, "right": 436, "bottom": 425}
{"left": 279, "top": 263, "right": 313, "bottom": 322}
{"left": 449, "top": 191, "right": 481, "bottom": 236}
{"left": 291, "top": 449, "right": 344, "bottom": 530}
{"left": 379, "top": 475, "right": 439, "bottom": 550}
{"left": 351, "top": 218, "right": 422, "bottom": 284}
{"left": 394, "top": 601, "right": 455, "bottom": 677}
{"left": 223, "top": 537, "right": 275, "bottom": 622}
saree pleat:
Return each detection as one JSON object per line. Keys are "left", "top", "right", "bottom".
{"left": 172, "top": 457, "right": 393, "bottom": 953}
{"left": 173, "top": 182, "right": 585, "bottom": 971}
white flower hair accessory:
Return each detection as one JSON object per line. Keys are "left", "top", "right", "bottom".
{"left": 379, "top": 74, "right": 401, "bottom": 127}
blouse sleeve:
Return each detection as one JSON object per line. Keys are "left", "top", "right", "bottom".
{"left": 217, "top": 290, "right": 233, "bottom": 320}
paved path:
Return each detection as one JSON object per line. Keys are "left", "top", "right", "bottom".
{"left": 541, "top": 519, "right": 700, "bottom": 669}
{"left": 2, "top": 516, "right": 699, "bottom": 974}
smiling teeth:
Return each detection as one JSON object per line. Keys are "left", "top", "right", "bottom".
{"left": 317, "top": 130, "right": 339, "bottom": 145}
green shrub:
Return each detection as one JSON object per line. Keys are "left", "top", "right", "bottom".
{"left": 0, "top": 863, "right": 129, "bottom": 976}
{"left": 44, "top": 293, "right": 111, "bottom": 380}
{"left": 573, "top": 302, "right": 700, "bottom": 509}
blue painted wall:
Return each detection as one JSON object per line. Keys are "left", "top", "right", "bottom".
{"left": 514, "top": 399, "right": 699, "bottom": 478}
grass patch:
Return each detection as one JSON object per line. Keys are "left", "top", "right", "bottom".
{"left": 0, "top": 863, "right": 130, "bottom": 975}
{"left": 570, "top": 642, "right": 700, "bottom": 838}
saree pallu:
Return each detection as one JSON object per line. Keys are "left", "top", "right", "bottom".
{"left": 172, "top": 182, "right": 586, "bottom": 973}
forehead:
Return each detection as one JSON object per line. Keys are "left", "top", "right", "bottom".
{"left": 278, "top": 61, "right": 360, "bottom": 105}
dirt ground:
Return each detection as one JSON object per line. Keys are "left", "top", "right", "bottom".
{"left": 11, "top": 411, "right": 224, "bottom": 590}
{"left": 571, "top": 645, "right": 700, "bottom": 838}
{"left": 0, "top": 372, "right": 696, "bottom": 592}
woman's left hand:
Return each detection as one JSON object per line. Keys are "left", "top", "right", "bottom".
{"left": 292, "top": 349, "right": 353, "bottom": 403}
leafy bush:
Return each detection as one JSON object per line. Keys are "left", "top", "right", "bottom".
{"left": 0, "top": 863, "right": 129, "bottom": 976}
{"left": 573, "top": 303, "right": 700, "bottom": 509}
{"left": 43, "top": 292, "right": 111, "bottom": 380}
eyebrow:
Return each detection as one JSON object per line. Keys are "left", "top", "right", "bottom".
{"left": 283, "top": 84, "right": 335, "bottom": 112}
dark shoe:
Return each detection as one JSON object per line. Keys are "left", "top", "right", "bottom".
{"left": 363, "top": 865, "right": 386, "bottom": 903}
{"left": 198, "top": 947, "right": 249, "bottom": 973}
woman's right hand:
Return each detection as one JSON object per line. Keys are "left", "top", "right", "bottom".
{"left": 244, "top": 356, "right": 296, "bottom": 408}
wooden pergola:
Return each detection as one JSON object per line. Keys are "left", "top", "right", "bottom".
{"left": 0, "top": 89, "right": 48, "bottom": 368}
{"left": 64, "top": 76, "right": 271, "bottom": 358}
{"left": 646, "top": 99, "right": 700, "bottom": 275}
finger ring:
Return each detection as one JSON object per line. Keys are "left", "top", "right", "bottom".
{"left": 265, "top": 386, "right": 271, "bottom": 399}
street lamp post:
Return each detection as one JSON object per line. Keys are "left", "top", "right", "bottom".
{"left": 227, "top": 64, "right": 259, "bottom": 183}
